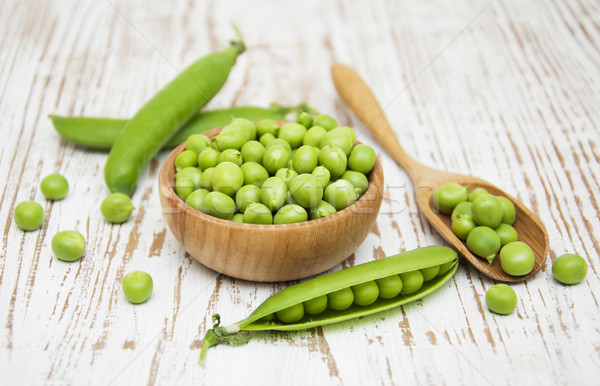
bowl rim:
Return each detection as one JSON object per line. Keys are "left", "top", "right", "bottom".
{"left": 158, "top": 125, "right": 384, "bottom": 231}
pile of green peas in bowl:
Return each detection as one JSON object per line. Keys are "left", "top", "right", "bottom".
{"left": 172, "top": 112, "right": 377, "bottom": 224}
{"left": 433, "top": 183, "right": 535, "bottom": 277}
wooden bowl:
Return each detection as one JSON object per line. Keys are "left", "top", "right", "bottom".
{"left": 158, "top": 127, "right": 384, "bottom": 282}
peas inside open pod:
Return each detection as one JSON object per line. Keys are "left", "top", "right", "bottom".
{"left": 199, "top": 245, "right": 458, "bottom": 363}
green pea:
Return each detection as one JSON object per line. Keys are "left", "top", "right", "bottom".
{"left": 231, "top": 213, "right": 244, "bottom": 223}
{"left": 185, "top": 188, "right": 210, "bottom": 210}
{"left": 347, "top": 144, "right": 376, "bottom": 174}
{"left": 437, "top": 261, "right": 455, "bottom": 276}
{"left": 293, "top": 145, "right": 319, "bottom": 174}
{"left": 466, "top": 226, "right": 501, "bottom": 264}
{"left": 226, "top": 118, "right": 256, "bottom": 141}
{"left": 451, "top": 201, "right": 473, "bottom": 223}
{"left": 217, "top": 149, "right": 243, "bottom": 166}
{"left": 175, "top": 175, "right": 195, "bottom": 201}
{"left": 213, "top": 130, "right": 246, "bottom": 151}
{"left": 341, "top": 170, "right": 369, "bottom": 196}
{"left": 259, "top": 133, "right": 276, "bottom": 147}
{"left": 337, "top": 126, "right": 357, "bottom": 148}
{"left": 312, "top": 166, "right": 331, "bottom": 188}
{"left": 101, "top": 193, "right": 135, "bottom": 223}
{"left": 309, "top": 200, "right": 337, "bottom": 220}
{"left": 197, "top": 147, "right": 220, "bottom": 171}
{"left": 240, "top": 162, "right": 269, "bottom": 187}
{"left": 495, "top": 223, "right": 518, "bottom": 246}
{"left": 302, "top": 125, "right": 327, "bottom": 147}
{"left": 262, "top": 145, "right": 290, "bottom": 175}
{"left": 472, "top": 194, "right": 503, "bottom": 228}
{"left": 235, "top": 185, "right": 262, "bottom": 213}
{"left": 13, "top": 201, "right": 45, "bottom": 231}
{"left": 243, "top": 202, "right": 273, "bottom": 224}
{"left": 256, "top": 119, "right": 279, "bottom": 136}
{"left": 420, "top": 265, "right": 441, "bottom": 281}
{"left": 176, "top": 166, "right": 202, "bottom": 189}
{"left": 324, "top": 179, "right": 357, "bottom": 211}
{"left": 375, "top": 275, "right": 403, "bottom": 299}
{"left": 200, "top": 191, "right": 236, "bottom": 220}
{"left": 185, "top": 134, "right": 212, "bottom": 155}
{"left": 497, "top": 196, "right": 516, "bottom": 225}
{"left": 399, "top": 270, "right": 424, "bottom": 295}
{"left": 303, "top": 295, "right": 328, "bottom": 314}
{"left": 320, "top": 128, "right": 353, "bottom": 156}
{"left": 122, "top": 271, "right": 153, "bottom": 304}
{"left": 276, "top": 303, "right": 304, "bottom": 323}
{"left": 289, "top": 174, "right": 323, "bottom": 208}
{"left": 452, "top": 214, "right": 476, "bottom": 240}
{"left": 264, "top": 138, "right": 292, "bottom": 156}
{"left": 318, "top": 145, "right": 347, "bottom": 179}
{"left": 552, "top": 253, "right": 588, "bottom": 284}
{"left": 499, "top": 241, "right": 534, "bottom": 276}
{"left": 351, "top": 281, "right": 379, "bottom": 306}
{"left": 433, "top": 183, "right": 469, "bottom": 215}
{"left": 297, "top": 111, "right": 314, "bottom": 128}
{"left": 485, "top": 284, "right": 517, "bottom": 315}
{"left": 40, "top": 173, "right": 69, "bottom": 200}
{"left": 240, "top": 140, "right": 265, "bottom": 163}
{"left": 273, "top": 204, "right": 308, "bottom": 224}
{"left": 468, "top": 187, "right": 488, "bottom": 202}
{"left": 314, "top": 114, "right": 337, "bottom": 131}
{"left": 175, "top": 149, "right": 198, "bottom": 170}
{"left": 260, "top": 177, "right": 287, "bottom": 212}
{"left": 211, "top": 162, "right": 244, "bottom": 197}
{"left": 275, "top": 168, "right": 298, "bottom": 189}
{"left": 51, "top": 230, "right": 86, "bottom": 262}
{"left": 327, "top": 287, "right": 354, "bottom": 311}
{"left": 201, "top": 167, "right": 215, "bottom": 190}
{"left": 278, "top": 122, "right": 307, "bottom": 149}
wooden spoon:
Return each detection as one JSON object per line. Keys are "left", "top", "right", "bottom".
{"left": 331, "top": 63, "right": 548, "bottom": 282}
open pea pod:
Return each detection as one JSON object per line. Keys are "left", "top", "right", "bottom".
{"left": 200, "top": 245, "right": 458, "bottom": 363}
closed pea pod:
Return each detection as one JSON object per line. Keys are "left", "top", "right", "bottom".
{"left": 104, "top": 30, "right": 245, "bottom": 195}
{"left": 50, "top": 104, "right": 308, "bottom": 150}
{"left": 200, "top": 246, "right": 458, "bottom": 362}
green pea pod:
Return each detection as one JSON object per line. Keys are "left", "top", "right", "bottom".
{"left": 104, "top": 29, "right": 245, "bottom": 195}
{"left": 49, "top": 103, "right": 318, "bottom": 150}
{"left": 199, "top": 245, "right": 458, "bottom": 363}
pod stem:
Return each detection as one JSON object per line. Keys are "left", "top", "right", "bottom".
{"left": 199, "top": 314, "right": 248, "bottom": 365}
{"left": 230, "top": 24, "right": 245, "bottom": 54}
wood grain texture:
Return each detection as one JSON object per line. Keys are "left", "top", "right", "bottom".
{"left": 0, "top": 0, "right": 599, "bottom": 385}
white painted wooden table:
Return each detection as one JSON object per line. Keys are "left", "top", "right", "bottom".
{"left": 1, "top": 0, "right": 599, "bottom": 384}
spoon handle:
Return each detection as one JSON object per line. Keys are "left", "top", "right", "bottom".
{"left": 331, "top": 63, "right": 437, "bottom": 184}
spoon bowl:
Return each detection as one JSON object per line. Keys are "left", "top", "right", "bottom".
{"left": 331, "top": 63, "right": 548, "bottom": 282}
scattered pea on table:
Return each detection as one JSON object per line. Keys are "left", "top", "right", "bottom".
{"left": 51, "top": 230, "right": 86, "bottom": 262}
{"left": 13, "top": 201, "right": 45, "bottom": 231}
{"left": 122, "top": 271, "right": 153, "bottom": 304}
{"left": 40, "top": 173, "right": 69, "bottom": 200}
